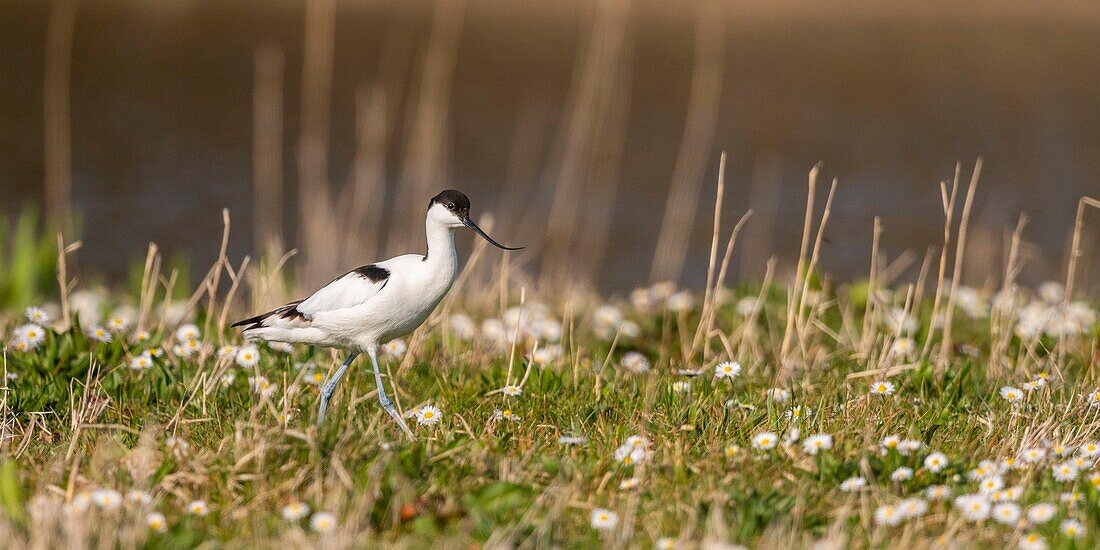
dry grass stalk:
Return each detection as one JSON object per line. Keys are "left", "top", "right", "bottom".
{"left": 649, "top": 2, "right": 725, "bottom": 284}
{"left": 991, "top": 214, "right": 1028, "bottom": 374}
{"left": 937, "top": 158, "right": 982, "bottom": 368}
{"left": 55, "top": 233, "right": 80, "bottom": 331}
{"left": 694, "top": 209, "right": 752, "bottom": 362}
{"left": 1060, "top": 196, "right": 1100, "bottom": 364}
{"left": 920, "top": 165, "right": 962, "bottom": 360}
{"left": 780, "top": 165, "right": 820, "bottom": 366}
{"left": 793, "top": 178, "right": 838, "bottom": 362}
{"left": 857, "top": 217, "right": 882, "bottom": 360}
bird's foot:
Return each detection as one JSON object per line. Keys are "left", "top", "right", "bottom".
{"left": 379, "top": 395, "right": 415, "bottom": 440}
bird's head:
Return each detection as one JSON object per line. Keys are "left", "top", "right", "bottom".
{"left": 428, "top": 190, "right": 523, "bottom": 250}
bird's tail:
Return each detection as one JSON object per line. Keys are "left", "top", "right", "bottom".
{"left": 232, "top": 300, "right": 306, "bottom": 331}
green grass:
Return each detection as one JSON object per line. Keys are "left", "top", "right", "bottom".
{"left": 0, "top": 279, "right": 1097, "bottom": 549}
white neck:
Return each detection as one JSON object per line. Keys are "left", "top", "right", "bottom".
{"left": 424, "top": 218, "right": 458, "bottom": 271}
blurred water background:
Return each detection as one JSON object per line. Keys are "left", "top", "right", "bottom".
{"left": 2, "top": 0, "right": 1098, "bottom": 294}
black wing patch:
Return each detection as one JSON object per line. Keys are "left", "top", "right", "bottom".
{"left": 352, "top": 265, "right": 390, "bottom": 282}
{"left": 231, "top": 300, "right": 305, "bottom": 330}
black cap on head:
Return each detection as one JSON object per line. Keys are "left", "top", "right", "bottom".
{"left": 429, "top": 189, "right": 471, "bottom": 217}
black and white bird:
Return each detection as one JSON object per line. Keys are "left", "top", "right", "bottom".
{"left": 233, "top": 190, "right": 521, "bottom": 437}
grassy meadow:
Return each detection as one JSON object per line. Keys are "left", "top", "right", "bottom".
{"left": 0, "top": 190, "right": 1098, "bottom": 550}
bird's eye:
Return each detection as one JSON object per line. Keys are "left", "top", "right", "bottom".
{"left": 446, "top": 203, "right": 454, "bottom": 208}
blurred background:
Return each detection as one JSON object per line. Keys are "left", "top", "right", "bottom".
{"left": 1, "top": 0, "right": 1098, "bottom": 296}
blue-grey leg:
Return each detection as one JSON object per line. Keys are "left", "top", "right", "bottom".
{"left": 367, "top": 347, "right": 414, "bottom": 439}
{"left": 317, "top": 353, "right": 358, "bottom": 425}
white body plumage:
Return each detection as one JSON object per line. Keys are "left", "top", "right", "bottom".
{"left": 240, "top": 205, "right": 460, "bottom": 353}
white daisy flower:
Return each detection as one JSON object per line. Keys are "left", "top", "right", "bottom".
{"left": 954, "top": 494, "right": 991, "bottom": 521}
{"left": 415, "top": 405, "right": 442, "bottom": 426}
{"left": 281, "top": 501, "right": 311, "bottom": 521}
{"left": 127, "top": 490, "right": 153, "bottom": 505}
{"left": 978, "top": 475, "right": 1005, "bottom": 494}
{"left": 869, "top": 380, "right": 895, "bottom": 396}
{"left": 714, "top": 361, "right": 741, "bottom": 380}
{"left": 25, "top": 306, "right": 49, "bottom": 324}
{"left": 1078, "top": 441, "right": 1100, "bottom": 457}
{"left": 248, "top": 376, "right": 278, "bottom": 398}
{"left": 666, "top": 291, "right": 695, "bottom": 312}
{"left": 14, "top": 324, "right": 46, "bottom": 347}
{"left": 898, "top": 497, "right": 929, "bottom": 519}
{"left": 310, "top": 511, "right": 336, "bottom": 532}
{"left": 448, "top": 313, "right": 478, "bottom": 340}
{"left": 187, "top": 500, "right": 209, "bottom": 516}
{"left": 839, "top": 476, "right": 866, "bottom": 492}
{"left": 619, "top": 477, "right": 639, "bottom": 490}
{"left": 802, "top": 434, "right": 833, "bottom": 455}
{"left": 90, "top": 488, "right": 123, "bottom": 510}
{"left": 174, "top": 338, "right": 202, "bottom": 358}
{"left": 620, "top": 352, "right": 651, "bottom": 374}
{"left": 784, "top": 406, "right": 811, "bottom": 421}
{"left": 382, "top": 338, "right": 407, "bottom": 358}
{"left": 897, "top": 439, "right": 924, "bottom": 455}
{"left": 491, "top": 409, "right": 519, "bottom": 422}
{"left": 1019, "top": 532, "right": 1047, "bottom": 550}
{"left": 1020, "top": 447, "right": 1046, "bottom": 463}
{"left": 752, "top": 431, "right": 779, "bottom": 451}
{"left": 890, "top": 467, "right": 914, "bottom": 481}
{"left": 146, "top": 511, "right": 168, "bottom": 533}
{"left": 175, "top": 324, "right": 201, "bottom": 341}
{"left": 1047, "top": 444, "right": 1073, "bottom": 457}
{"left": 1084, "top": 390, "right": 1100, "bottom": 407}
{"left": 881, "top": 435, "right": 901, "bottom": 452}
{"left": 1022, "top": 380, "right": 1044, "bottom": 392}
{"left": 999, "top": 386, "right": 1023, "bottom": 403}
{"left": 991, "top": 502, "right": 1020, "bottom": 525}
{"left": 235, "top": 345, "right": 260, "bottom": 368}
{"left": 1052, "top": 461, "right": 1079, "bottom": 482}
{"left": 217, "top": 345, "right": 239, "bottom": 361}
{"left": 87, "top": 325, "right": 112, "bottom": 343}
{"left": 590, "top": 508, "right": 619, "bottom": 530}
{"left": 1060, "top": 518, "right": 1085, "bottom": 538}
{"left": 656, "top": 537, "right": 679, "bottom": 550}
{"left": 130, "top": 351, "right": 154, "bottom": 371}
{"left": 107, "top": 315, "right": 130, "bottom": 332}
{"left": 614, "top": 444, "right": 648, "bottom": 465}
{"left": 765, "top": 388, "right": 791, "bottom": 403}
{"left": 531, "top": 345, "right": 562, "bottom": 365}
{"left": 924, "top": 452, "right": 948, "bottom": 472}
{"left": 501, "top": 384, "right": 522, "bottom": 397}
{"left": 890, "top": 337, "right": 916, "bottom": 358}
{"left": 925, "top": 485, "right": 951, "bottom": 501}
{"left": 874, "top": 504, "right": 902, "bottom": 526}
{"left": 1026, "top": 503, "right": 1056, "bottom": 524}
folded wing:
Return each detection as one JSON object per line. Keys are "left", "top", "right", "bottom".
{"left": 232, "top": 265, "right": 390, "bottom": 332}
